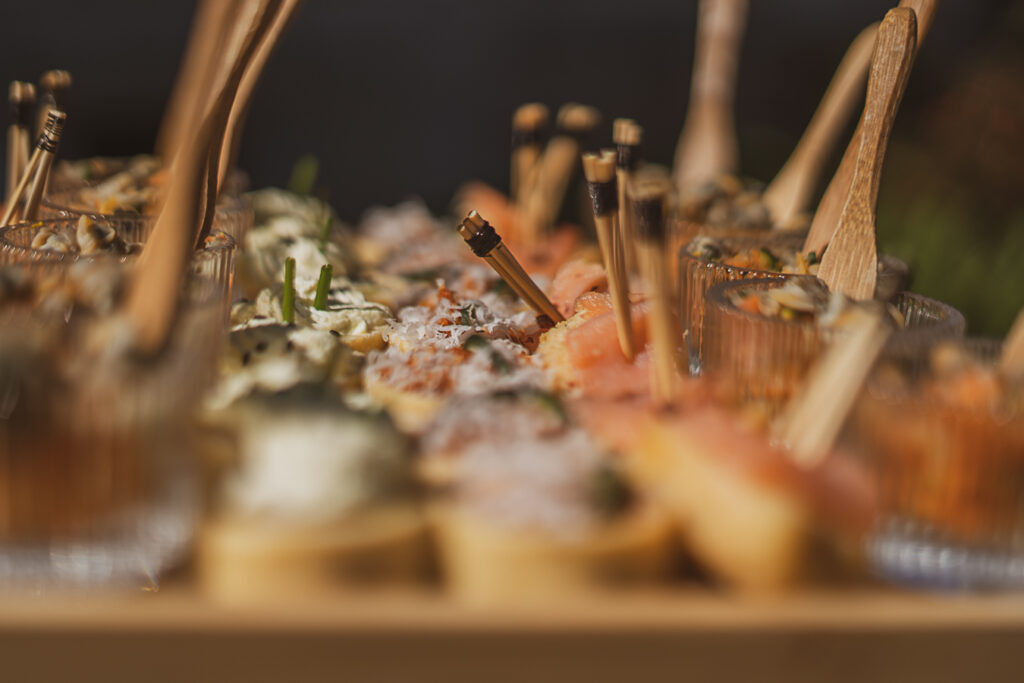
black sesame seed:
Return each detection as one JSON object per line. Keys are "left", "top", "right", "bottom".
{"left": 255, "top": 341, "right": 268, "bottom": 352}
{"left": 329, "top": 330, "right": 341, "bottom": 337}
{"left": 241, "top": 352, "right": 251, "bottom": 366}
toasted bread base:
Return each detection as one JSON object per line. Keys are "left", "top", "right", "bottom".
{"left": 632, "top": 418, "right": 810, "bottom": 591}
{"left": 198, "top": 503, "right": 429, "bottom": 603}
{"left": 430, "top": 502, "right": 675, "bottom": 604}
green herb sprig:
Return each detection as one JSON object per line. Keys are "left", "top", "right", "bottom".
{"left": 282, "top": 257, "right": 296, "bottom": 324}
{"left": 313, "top": 264, "right": 333, "bottom": 310}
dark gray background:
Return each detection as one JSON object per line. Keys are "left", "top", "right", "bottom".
{"left": 0, "top": 0, "right": 1011, "bottom": 221}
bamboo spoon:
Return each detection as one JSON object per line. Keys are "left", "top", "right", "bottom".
{"left": 34, "top": 70, "right": 70, "bottom": 139}
{"left": 672, "top": 0, "right": 747, "bottom": 193}
{"left": 999, "top": 309, "right": 1024, "bottom": 382}
{"left": 457, "top": 210, "right": 564, "bottom": 324}
{"left": 804, "top": 0, "right": 939, "bottom": 255}
{"left": 156, "top": 0, "right": 242, "bottom": 160}
{"left": 583, "top": 150, "right": 634, "bottom": 360}
{"left": 6, "top": 82, "right": 34, "bottom": 205}
{"left": 630, "top": 173, "right": 679, "bottom": 406}
{"left": 774, "top": 307, "right": 891, "bottom": 468}
{"left": 195, "top": 0, "right": 284, "bottom": 247}
{"left": 217, "top": 0, "right": 304, "bottom": 191}
{"left": 762, "top": 22, "right": 879, "bottom": 229}
{"left": 817, "top": 8, "right": 917, "bottom": 300}
{"left": 522, "top": 103, "right": 600, "bottom": 246}
{"left": 613, "top": 118, "right": 642, "bottom": 275}
{"left": 1, "top": 110, "right": 65, "bottom": 226}
{"left": 510, "top": 103, "right": 549, "bottom": 209}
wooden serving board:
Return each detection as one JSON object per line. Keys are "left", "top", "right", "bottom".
{"left": 2, "top": 584, "right": 1024, "bottom": 683}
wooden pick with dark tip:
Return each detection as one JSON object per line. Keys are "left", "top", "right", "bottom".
{"left": 458, "top": 210, "right": 564, "bottom": 323}
{"left": 34, "top": 70, "right": 70, "bottom": 139}
{"left": 583, "top": 149, "right": 634, "bottom": 360}
{"left": 523, "top": 103, "right": 600, "bottom": 245}
{"left": 804, "top": 0, "right": 939, "bottom": 255}
{"left": 511, "top": 103, "right": 549, "bottom": 208}
{"left": 672, "top": 0, "right": 747, "bottom": 192}
{"left": 817, "top": 8, "right": 917, "bottom": 300}
{"left": 613, "top": 118, "right": 642, "bottom": 274}
{"left": 6, "top": 81, "right": 35, "bottom": 204}
{"left": 1, "top": 110, "right": 65, "bottom": 226}
{"left": 630, "top": 173, "right": 679, "bottom": 406}
{"left": 763, "top": 22, "right": 878, "bottom": 228}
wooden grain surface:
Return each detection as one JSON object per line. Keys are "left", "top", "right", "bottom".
{"left": 2, "top": 587, "right": 1024, "bottom": 683}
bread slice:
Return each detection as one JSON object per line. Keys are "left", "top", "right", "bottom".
{"left": 198, "top": 503, "right": 429, "bottom": 603}
{"left": 430, "top": 502, "right": 674, "bottom": 604}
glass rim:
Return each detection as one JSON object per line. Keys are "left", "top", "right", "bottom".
{"left": 0, "top": 218, "right": 236, "bottom": 265}
{"left": 705, "top": 276, "right": 966, "bottom": 336}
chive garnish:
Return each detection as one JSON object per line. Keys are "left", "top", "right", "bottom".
{"left": 319, "top": 211, "right": 332, "bottom": 251}
{"left": 282, "top": 257, "right": 296, "bottom": 324}
{"left": 313, "top": 264, "right": 333, "bottom": 310}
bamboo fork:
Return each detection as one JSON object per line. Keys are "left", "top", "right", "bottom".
{"left": 217, "top": 0, "right": 304, "bottom": 191}
{"left": 522, "top": 103, "right": 599, "bottom": 246}
{"left": 613, "top": 118, "right": 642, "bottom": 274}
{"left": 817, "top": 8, "right": 917, "bottom": 300}
{"left": 458, "top": 210, "right": 564, "bottom": 324}
{"left": 583, "top": 150, "right": 634, "bottom": 360}
{"left": 803, "top": 0, "right": 939, "bottom": 256}
{"left": 672, "top": 0, "right": 747, "bottom": 193}
{"left": 630, "top": 173, "right": 679, "bottom": 406}
{"left": 1, "top": 110, "right": 65, "bottom": 226}
{"left": 774, "top": 307, "right": 890, "bottom": 468}
{"left": 6, "top": 82, "right": 34, "bottom": 205}
{"left": 511, "top": 103, "right": 549, "bottom": 210}
{"left": 762, "top": 22, "right": 879, "bottom": 229}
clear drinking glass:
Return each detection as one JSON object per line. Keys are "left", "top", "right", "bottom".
{"left": 850, "top": 339, "right": 1024, "bottom": 589}
{"left": 0, "top": 267, "right": 223, "bottom": 589}
{"left": 41, "top": 187, "right": 254, "bottom": 245}
{"left": 677, "top": 227, "right": 912, "bottom": 371}
{"left": 0, "top": 218, "right": 236, "bottom": 301}
{"left": 701, "top": 278, "right": 966, "bottom": 411}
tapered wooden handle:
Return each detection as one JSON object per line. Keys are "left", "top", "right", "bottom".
{"left": 804, "top": 0, "right": 939, "bottom": 255}
{"left": 763, "top": 22, "right": 878, "bottom": 227}
{"left": 1000, "top": 309, "right": 1024, "bottom": 381}
{"left": 817, "top": 8, "right": 917, "bottom": 300}
{"left": 672, "top": 0, "right": 747, "bottom": 191}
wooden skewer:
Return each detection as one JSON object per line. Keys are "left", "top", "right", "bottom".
{"left": 1, "top": 110, "right": 65, "bottom": 226}
{"left": 34, "top": 70, "right": 70, "bottom": 139}
{"left": 804, "top": 0, "right": 939, "bottom": 255}
{"left": 818, "top": 8, "right": 917, "bottom": 300}
{"left": 583, "top": 149, "right": 634, "bottom": 360}
{"left": 762, "top": 22, "right": 879, "bottom": 229}
{"left": 510, "top": 103, "right": 549, "bottom": 209}
{"left": 672, "top": 0, "right": 747, "bottom": 193}
{"left": 522, "top": 103, "right": 600, "bottom": 245}
{"left": 6, "top": 82, "right": 35, "bottom": 205}
{"left": 457, "top": 210, "right": 564, "bottom": 323}
{"left": 999, "top": 309, "right": 1024, "bottom": 382}
{"left": 630, "top": 173, "right": 679, "bottom": 406}
{"left": 217, "top": 0, "right": 304, "bottom": 191}
{"left": 613, "top": 118, "right": 642, "bottom": 275}
{"left": 774, "top": 307, "right": 891, "bottom": 468}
